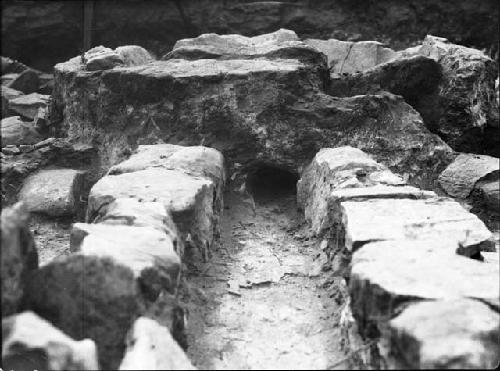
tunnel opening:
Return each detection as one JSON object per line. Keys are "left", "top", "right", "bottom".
{"left": 245, "top": 165, "right": 300, "bottom": 203}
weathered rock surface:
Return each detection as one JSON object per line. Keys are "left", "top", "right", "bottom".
{"left": 438, "top": 153, "right": 499, "bottom": 198}
{"left": 2, "top": 311, "right": 99, "bottom": 370}
{"left": 8, "top": 92, "right": 49, "bottom": 120}
{"left": 350, "top": 240, "right": 500, "bottom": 335}
{"left": 84, "top": 45, "right": 124, "bottom": 71}
{"left": 1, "top": 56, "right": 30, "bottom": 74}
{"left": 53, "top": 42, "right": 452, "bottom": 186}
{"left": 87, "top": 168, "right": 215, "bottom": 257}
{"left": 71, "top": 223, "right": 181, "bottom": 298}
{"left": 473, "top": 178, "right": 500, "bottom": 212}
{"left": 115, "top": 45, "right": 154, "bottom": 67}
{"left": 1, "top": 116, "right": 43, "bottom": 146}
{"left": 18, "top": 168, "right": 88, "bottom": 217}
{"left": 1, "top": 202, "right": 38, "bottom": 317}
{"left": 93, "top": 198, "right": 183, "bottom": 256}
{"left": 304, "top": 38, "right": 397, "bottom": 75}
{"left": 6, "top": 68, "right": 39, "bottom": 94}
{"left": 119, "top": 317, "right": 196, "bottom": 370}
{"left": 387, "top": 299, "right": 499, "bottom": 369}
{"left": 22, "top": 254, "right": 143, "bottom": 370}
{"left": 1, "top": 86, "right": 23, "bottom": 117}
{"left": 419, "top": 35, "right": 499, "bottom": 155}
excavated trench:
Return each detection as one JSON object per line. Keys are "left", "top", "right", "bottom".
{"left": 182, "top": 165, "right": 353, "bottom": 369}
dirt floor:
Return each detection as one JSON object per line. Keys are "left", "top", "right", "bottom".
{"left": 183, "top": 179, "right": 351, "bottom": 369}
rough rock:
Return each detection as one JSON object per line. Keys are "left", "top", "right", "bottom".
{"left": 387, "top": 299, "right": 499, "bottom": 369}
{"left": 297, "top": 146, "right": 406, "bottom": 234}
{"left": 115, "top": 45, "right": 154, "bottom": 66}
{"left": 473, "top": 178, "right": 500, "bottom": 212}
{"left": 18, "top": 168, "right": 88, "bottom": 217}
{"left": 1, "top": 56, "right": 30, "bottom": 74}
{"left": 22, "top": 254, "right": 143, "bottom": 370}
{"left": 71, "top": 223, "right": 181, "bottom": 298}
{"left": 1, "top": 202, "right": 38, "bottom": 317}
{"left": 419, "top": 35, "right": 499, "bottom": 155}
{"left": 1, "top": 73, "right": 19, "bottom": 85}
{"left": 2, "top": 311, "right": 98, "bottom": 370}
{"left": 119, "top": 317, "right": 196, "bottom": 370}
{"left": 92, "top": 198, "right": 183, "bottom": 256}
{"left": 438, "top": 153, "right": 499, "bottom": 198}
{"left": 87, "top": 168, "right": 215, "bottom": 257}
{"left": 304, "top": 38, "right": 397, "bottom": 75}
{"left": 8, "top": 92, "right": 50, "bottom": 120}
{"left": 2, "top": 146, "right": 21, "bottom": 155}
{"left": 331, "top": 197, "right": 493, "bottom": 256}
{"left": 84, "top": 45, "right": 124, "bottom": 71}
{"left": 1, "top": 116, "right": 43, "bottom": 146}
{"left": 53, "top": 45, "right": 452, "bottom": 185}
{"left": 38, "top": 73, "right": 54, "bottom": 94}
{"left": 349, "top": 239, "right": 500, "bottom": 337}
{"left": 6, "top": 68, "right": 39, "bottom": 94}
{"left": 1, "top": 85, "right": 23, "bottom": 117}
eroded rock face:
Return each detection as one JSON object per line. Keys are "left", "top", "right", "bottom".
{"left": 71, "top": 223, "right": 181, "bottom": 298}
{"left": 2, "top": 311, "right": 99, "bottom": 370}
{"left": 22, "top": 254, "right": 143, "bottom": 370}
{"left": 119, "top": 317, "right": 196, "bottom": 370}
{"left": 387, "top": 299, "right": 499, "bottom": 369}
{"left": 1, "top": 202, "right": 38, "bottom": 317}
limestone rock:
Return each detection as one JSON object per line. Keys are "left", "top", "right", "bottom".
{"left": 1, "top": 116, "right": 43, "bottom": 146}
{"left": 53, "top": 45, "right": 452, "bottom": 185}
{"left": 297, "top": 146, "right": 405, "bottom": 234}
{"left": 119, "top": 317, "right": 196, "bottom": 370}
{"left": 2, "top": 311, "right": 98, "bottom": 370}
{"left": 87, "top": 168, "right": 215, "bottom": 257}
{"left": 331, "top": 197, "right": 493, "bottom": 256}
{"left": 387, "top": 299, "right": 499, "bottom": 369}
{"left": 84, "top": 45, "right": 124, "bottom": 71}
{"left": 22, "top": 254, "right": 143, "bottom": 370}
{"left": 1, "top": 202, "right": 38, "bottom": 317}
{"left": 8, "top": 92, "right": 50, "bottom": 120}
{"left": 6, "top": 68, "right": 39, "bottom": 94}
{"left": 419, "top": 35, "right": 499, "bottom": 155}
{"left": 305, "top": 38, "right": 397, "bottom": 75}
{"left": 349, "top": 240, "right": 500, "bottom": 333}
{"left": 92, "top": 198, "right": 183, "bottom": 257}
{"left": 18, "top": 168, "right": 88, "bottom": 217}
{"left": 71, "top": 223, "right": 181, "bottom": 298}
{"left": 438, "top": 153, "right": 499, "bottom": 198}
{"left": 115, "top": 45, "right": 154, "bottom": 66}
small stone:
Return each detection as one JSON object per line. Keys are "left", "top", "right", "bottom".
{"left": 119, "top": 317, "right": 196, "bottom": 370}
{"left": 2, "top": 311, "right": 98, "bottom": 370}
{"left": 115, "top": 45, "right": 154, "bottom": 67}
{"left": 84, "top": 45, "right": 124, "bottom": 71}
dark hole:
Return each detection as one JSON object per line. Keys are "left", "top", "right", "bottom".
{"left": 246, "top": 165, "right": 299, "bottom": 202}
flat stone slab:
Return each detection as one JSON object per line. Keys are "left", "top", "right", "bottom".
{"left": 119, "top": 317, "right": 196, "bottom": 370}
{"left": 71, "top": 223, "right": 181, "bottom": 296}
{"left": 1, "top": 115, "right": 43, "bottom": 146}
{"left": 336, "top": 197, "right": 492, "bottom": 255}
{"left": 2, "top": 311, "right": 98, "bottom": 371}
{"left": 18, "top": 168, "right": 87, "bottom": 217}
{"left": 8, "top": 92, "right": 50, "bottom": 120}
{"left": 350, "top": 240, "right": 500, "bottom": 328}
{"left": 87, "top": 168, "right": 215, "bottom": 256}
{"left": 388, "top": 299, "right": 499, "bottom": 369}
{"left": 438, "top": 153, "right": 499, "bottom": 198}
{"left": 329, "top": 184, "right": 436, "bottom": 202}
{"left": 297, "top": 146, "right": 405, "bottom": 234}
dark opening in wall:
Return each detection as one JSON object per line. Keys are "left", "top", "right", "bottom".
{"left": 246, "top": 165, "right": 299, "bottom": 202}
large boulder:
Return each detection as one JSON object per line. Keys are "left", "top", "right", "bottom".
{"left": 1, "top": 115, "right": 43, "bottom": 146}
{"left": 52, "top": 39, "right": 452, "bottom": 186}
{"left": 2, "top": 311, "right": 98, "bottom": 370}
{"left": 71, "top": 223, "right": 181, "bottom": 298}
{"left": 419, "top": 35, "right": 499, "bottom": 155}
{"left": 18, "top": 168, "right": 88, "bottom": 217}
{"left": 387, "top": 299, "right": 499, "bottom": 369}
{"left": 22, "top": 254, "right": 144, "bottom": 370}
{"left": 119, "top": 317, "right": 196, "bottom": 370}
{"left": 1, "top": 202, "right": 38, "bottom": 317}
